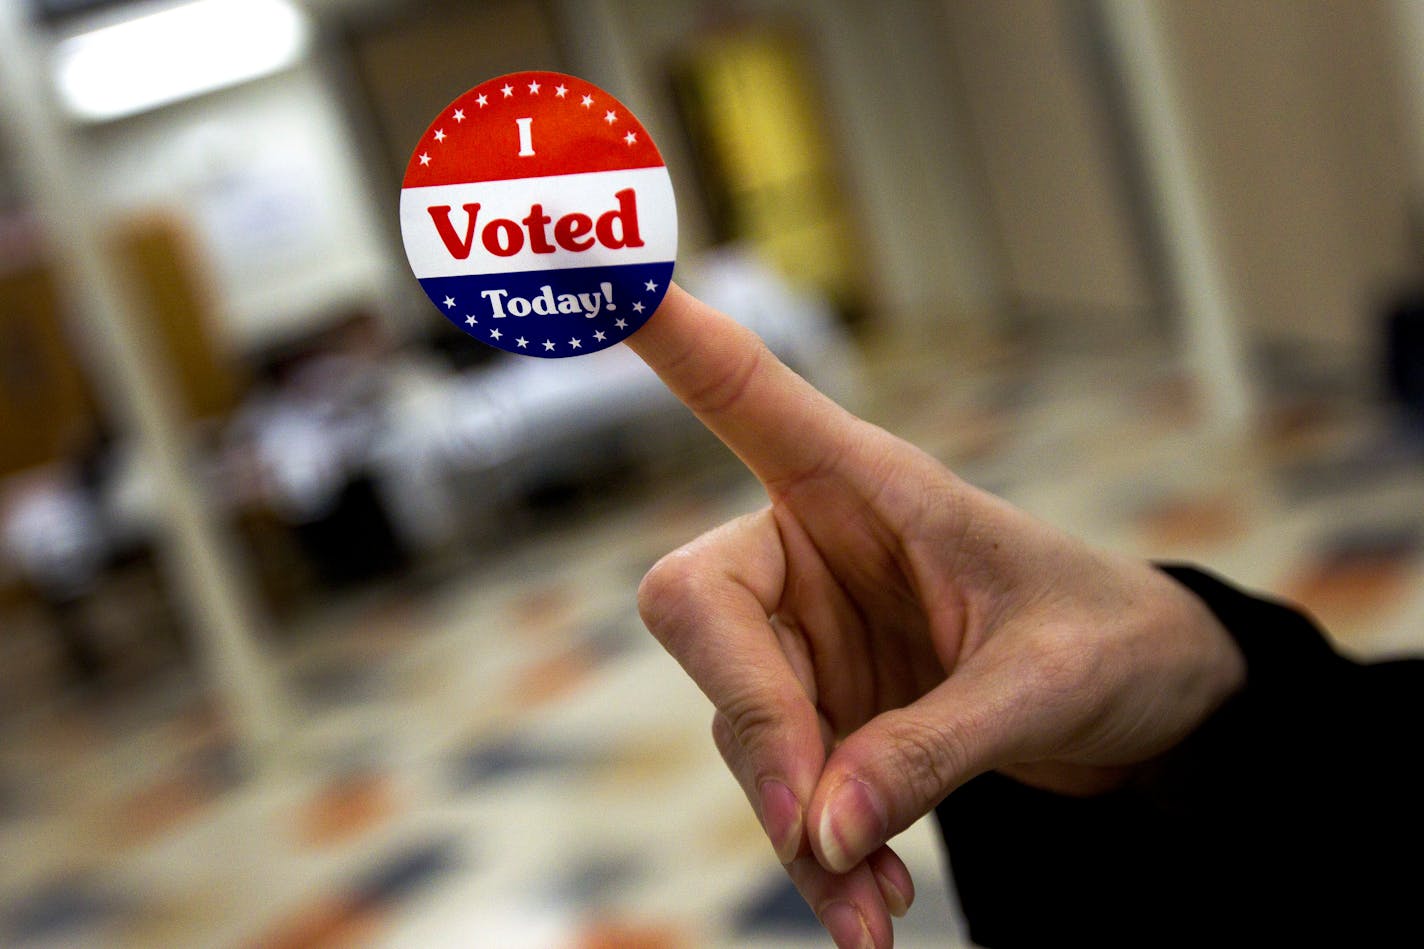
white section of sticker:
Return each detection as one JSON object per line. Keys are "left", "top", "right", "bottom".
{"left": 400, "top": 167, "right": 675, "bottom": 279}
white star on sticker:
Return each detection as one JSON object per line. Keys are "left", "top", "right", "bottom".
{"left": 615, "top": 318, "right": 628, "bottom": 330}
{"left": 555, "top": 84, "right": 568, "bottom": 98}
{"left": 604, "top": 110, "right": 617, "bottom": 125}
{"left": 624, "top": 131, "right": 637, "bottom": 146}
{"left": 543, "top": 339, "right": 556, "bottom": 351}
{"left": 631, "top": 301, "right": 644, "bottom": 314}
{"left": 594, "top": 330, "right": 607, "bottom": 342}
{"left": 644, "top": 279, "right": 658, "bottom": 292}
{"left": 443, "top": 296, "right": 456, "bottom": 308}
{"left": 465, "top": 315, "right": 477, "bottom": 326}
{"left": 501, "top": 84, "right": 514, "bottom": 97}
{"left": 516, "top": 337, "right": 528, "bottom": 348}
{"left": 580, "top": 94, "right": 593, "bottom": 108}
{"left": 453, "top": 108, "right": 466, "bottom": 121}
{"left": 527, "top": 79, "right": 541, "bottom": 94}
{"left": 569, "top": 337, "right": 582, "bottom": 349}
{"left": 434, "top": 128, "right": 446, "bottom": 142}
{"left": 419, "top": 153, "right": 431, "bottom": 166}
{"left": 490, "top": 328, "right": 502, "bottom": 341}
{"left": 475, "top": 94, "right": 488, "bottom": 108}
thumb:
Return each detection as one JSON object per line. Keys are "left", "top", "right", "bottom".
{"left": 808, "top": 663, "right": 1026, "bottom": 874}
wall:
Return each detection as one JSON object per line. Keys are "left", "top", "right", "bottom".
{"left": 942, "top": 0, "right": 1156, "bottom": 330}
{"left": 942, "top": 0, "right": 1417, "bottom": 370}
{"left": 82, "top": 62, "right": 400, "bottom": 352}
{"left": 1162, "top": 0, "right": 1414, "bottom": 365}
{"left": 572, "top": 0, "right": 1005, "bottom": 336}
{"left": 813, "top": 0, "right": 1005, "bottom": 331}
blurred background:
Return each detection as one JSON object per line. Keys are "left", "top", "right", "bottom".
{"left": 3, "top": 0, "right": 1424, "bottom": 946}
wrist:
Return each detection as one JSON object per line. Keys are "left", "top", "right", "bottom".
{"left": 1163, "top": 565, "right": 1247, "bottom": 720}
{"left": 1137, "top": 564, "right": 1342, "bottom": 807}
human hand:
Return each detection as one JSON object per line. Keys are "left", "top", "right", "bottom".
{"left": 627, "top": 286, "right": 1245, "bottom": 948}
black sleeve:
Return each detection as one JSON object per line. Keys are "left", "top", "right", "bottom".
{"left": 932, "top": 565, "right": 1423, "bottom": 947}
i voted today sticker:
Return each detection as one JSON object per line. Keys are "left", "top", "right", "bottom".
{"left": 400, "top": 71, "right": 677, "bottom": 357}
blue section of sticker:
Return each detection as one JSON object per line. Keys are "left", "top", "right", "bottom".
{"left": 417, "top": 261, "right": 673, "bottom": 358}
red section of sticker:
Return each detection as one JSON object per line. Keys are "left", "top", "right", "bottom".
{"left": 401, "top": 71, "right": 667, "bottom": 187}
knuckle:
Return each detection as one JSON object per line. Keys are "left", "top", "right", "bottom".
{"left": 636, "top": 548, "right": 705, "bottom": 645}
{"left": 723, "top": 691, "right": 782, "bottom": 753}
{"left": 710, "top": 712, "right": 736, "bottom": 757}
{"left": 1009, "top": 624, "right": 1117, "bottom": 752}
{"left": 884, "top": 712, "right": 971, "bottom": 804}
{"left": 1023, "top": 625, "right": 1102, "bottom": 704}
{"left": 711, "top": 693, "right": 786, "bottom": 789}
{"left": 683, "top": 334, "right": 767, "bottom": 416}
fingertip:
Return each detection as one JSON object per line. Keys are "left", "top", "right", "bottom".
{"left": 814, "top": 777, "right": 889, "bottom": 874}
{"left": 785, "top": 852, "right": 896, "bottom": 949}
{"left": 868, "top": 847, "right": 915, "bottom": 918}
{"left": 622, "top": 280, "right": 715, "bottom": 367}
{"left": 819, "top": 900, "right": 873, "bottom": 949}
{"left": 758, "top": 778, "right": 804, "bottom": 864}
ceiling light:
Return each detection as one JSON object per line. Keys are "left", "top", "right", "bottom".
{"left": 53, "top": 0, "right": 312, "bottom": 123}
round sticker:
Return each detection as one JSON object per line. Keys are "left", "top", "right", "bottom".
{"left": 400, "top": 71, "right": 677, "bottom": 357}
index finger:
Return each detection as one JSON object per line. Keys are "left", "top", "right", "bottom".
{"left": 625, "top": 283, "right": 855, "bottom": 489}
{"left": 638, "top": 508, "right": 827, "bottom": 863}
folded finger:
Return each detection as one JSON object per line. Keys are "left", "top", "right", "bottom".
{"left": 639, "top": 508, "right": 824, "bottom": 859}
{"left": 715, "top": 711, "right": 907, "bottom": 948}
{"left": 788, "top": 854, "right": 898, "bottom": 949}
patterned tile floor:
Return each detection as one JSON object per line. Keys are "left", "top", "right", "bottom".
{"left": 4, "top": 328, "right": 1424, "bottom": 948}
